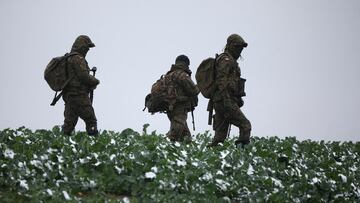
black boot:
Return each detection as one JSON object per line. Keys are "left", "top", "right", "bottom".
{"left": 87, "top": 126, "right": 98, "bottom": 136}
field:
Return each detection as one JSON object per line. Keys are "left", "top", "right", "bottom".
{"left": 1, "top": 126, "right": 359, "bottom": 202}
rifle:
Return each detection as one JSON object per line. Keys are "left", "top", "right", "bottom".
{"left": 207, "top": 100, "right": 213, "bottom": 125}
{"left": 50, "top": 75, "right": 74, "bottom": 106}
{"left": 191, "top": 108, "right": 195, "bottom": 131}
{"left": 227, "top": 124, "right": 232, "bottom": 138}
{"left": 90, "top": 67, "right": 97, "bottom": 104}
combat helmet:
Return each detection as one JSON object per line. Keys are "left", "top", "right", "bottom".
{"left": 71, "top": 35, "right": 95, "bottom": 51}
{"left": 227, "top": 34, "right": 248, "bottom": 48}
{"left": 175, "top": 55, "right": 190, "bottom": 66}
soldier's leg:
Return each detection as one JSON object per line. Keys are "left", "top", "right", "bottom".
{"left": 62, "top": 102, "right": 79, "bottom": 135}
{"left": 208, "top": 112, "right": 229, "bottom": 147}
{"left": 228, "top": 105, "right": 252, "bottom": 145}
{"left": 168, "top": 109, "right": 189, "bottom": 142}
{"left": 182, "top": 121, "right": 192, "bottom": 143}
{"left": 77, "top": 96, "right": 98, "bottom": 136}
{"left": 166, "top": 112, "right": 177, "bottom": 141}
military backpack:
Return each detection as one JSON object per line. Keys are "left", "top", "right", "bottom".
{"left": 195, "top": 54, "right": 219, "bottom": 99}
{"left": 143, "top": 74, "right": 177, "bottom": 114}
{"left": 44, "top": 52, "right": 78, "bottom": 106}
{"left": 44, "top": 53, "right": 78, "bottom": 91}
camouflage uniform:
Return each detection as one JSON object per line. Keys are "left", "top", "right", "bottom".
{"left": 62, "top": 35, "right": 100, "bottom": 135}
{"left": 166, "top": 55, "right": 199, "bottom": 142}
{"left": 208, "top": 34, "right": 252, "bottom": 147}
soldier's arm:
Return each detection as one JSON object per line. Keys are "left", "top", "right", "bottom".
{"left": 69, "top": 56, "right": 99, "bottom": 87}
{"left": 215, "top": 56, "right": 232, "bottom": 99}
{"left": 177, "top": 73, "right": 200, "bottom": 97}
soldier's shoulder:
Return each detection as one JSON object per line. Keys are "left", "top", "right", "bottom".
{"left": 175, "top": 70, "right": 190, "bottom": 79}
{"left": 217, "top": 53, "right": 234, "bottom": 63}
{"left": 68, "top": 54, "right": 85, "bottom": 63}
{"left": 216, "top": 53, "right": 235, "bottom": 65}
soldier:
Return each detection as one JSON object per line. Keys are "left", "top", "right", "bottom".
{"left": 166, "top": 55, "right": 199, "bottom": 143}
{"left": 207, "top": 34, "right": 252, "bottom": 147}
{"left": 61, "top": 35, "right": 100, "bottom": 136}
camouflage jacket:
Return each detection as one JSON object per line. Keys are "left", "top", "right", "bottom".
{"left": 213, "top": 52, "right": 245, "bottom": 102}
{"left": 63, "top": 52, "right": 99, "bottom": 95}
{"left": 166, "top": 63, "right": 199, "bottom": 110}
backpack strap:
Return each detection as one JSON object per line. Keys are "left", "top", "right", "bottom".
{"left": 50, "top": 53, "right": 79, "bottom": 106}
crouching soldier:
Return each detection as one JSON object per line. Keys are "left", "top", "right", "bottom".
{"left": 166, "top": 55, "right": 199, "bottom": 142}
{"left": 62, "top": 35, "right": 100, "bottom": 136}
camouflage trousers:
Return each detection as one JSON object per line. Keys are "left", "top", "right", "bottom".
{"left": 166, "top": 106, "right": 191, "bottom": 142}
{"left": 62, "top": 93, "right": 98, "bottom": 135}
{"left": 212, "top": 100, "right": 251, "bottom": 144}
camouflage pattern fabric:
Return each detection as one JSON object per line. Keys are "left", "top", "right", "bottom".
{"left": 166, "top": 105, "right": 191, "bottom": 142}
{"left": 61, "top": 35, "right": 99, "bottom": 136}
{"left": 209, "top": 47, "right": 251, "bottom": 146}
{"left": 62, "top": 93, "right": 97, "bottom": 135}
{"left": 165, "top": 61, "right": 199, "bottom": 142}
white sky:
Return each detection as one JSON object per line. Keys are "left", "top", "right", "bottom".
{"left": 1, "top": 0, "right": 359, "bottom": 141}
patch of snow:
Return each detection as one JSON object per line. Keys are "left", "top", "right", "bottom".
{"left": 46, "top": 189, "right": 53, "bottom": 196}
{"left": 174, "top": 142, "right": 181, "bottom": 147}
{"left": 201, "top": 173, "right": 213, "bottom": 181}
{"left": 247, "top": 164, "right": 254, "bottom": 175}
{"left": 176, "top": 159, "right": 186, "bottom": 167}
{"left": 80, "top": 158, "right": 89, "bottom": 164}
{"left": 145, "top": 171, "right": 156, "bottom": 179}
{"left": 335, "top": 161, "right": 342, "bottom": 166}
{"left": 57, "top": 155, "right": 64, "bottom": 163}
{"left": 151, "top": 166, "right": 158, "bottom": 173}
{"left": 122, "top": 197, "right": 130, "bottom": 203}
{"left": 222, "top": 196, "right": 231, "bottom": 203}
{"left": 110, "top": 139, "right": 116, "bottom": 145}
{"left": 110, "top": 154, "right": 116, "bottom": 161}
{"left": 334, "top": 193, "right": 343, "bottom": 198}
{"left": 30, "top": 160, "right": 42, "bottom": 168}
{"left": 180, "top": 150, "right": 188, "bottom": 158}
{"left": 339, "top": 174, "right": 347, "bottom": 183}
{"left": 19, "top": 179, "right": 29, "bottom": 190}
{"left": 115, "top": 166, "right": 124, "bottom": 174}
{"left": 92, "top": 153, "right": 99, "bottom": 159}
{"left": 40, "top": 154, "right": 48, "bottom": 161}
{"left": 45, "top": 162, "right": 53, "bottom": 171}
{"left": 215, "top": 179, "right": 230, "bottom": 191}
{"left": 89, "top": 180, "right": 97, "bottom": 188}
{"left": 216, "top": 170, "right": 224, "bottom": 176}
{"left": 271, "top": 177, "right": 284, "bottom": 188}
{"left": 311, "top": 177, "right": 321, "bottom": 184}
{"left": 62, "top": 191, "right": 71, "bottom": 200}
{"left": 4, "top": 149, "right": 15, "bottom": 159}
{"left": 47, "top": 148, "right": 57, "bottom": 154}
{"left": 18, "top": 162, "right": 25, "bottom": 168}
{"left": 69, "top": 137, "right": 76, "bottom": 145}
{"left": 192, "top": 162, "right": 199, "bottom": 167}
{"left": 349, "top": 165, "right": 357, "bottom": 172}
{"left": 220, "top": 150, "right": 230, "bottom": 159}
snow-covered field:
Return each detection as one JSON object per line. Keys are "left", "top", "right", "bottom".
{"left": 1, "top": 126, "right": 359, "bottom": 202}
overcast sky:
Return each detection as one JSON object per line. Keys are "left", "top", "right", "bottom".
{"left": 1, "top": 0, "right": 359, "bottom": 141}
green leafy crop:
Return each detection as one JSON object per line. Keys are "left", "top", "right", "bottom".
{"left": 0, "top": 126, "right": 359, "bottom": 202}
